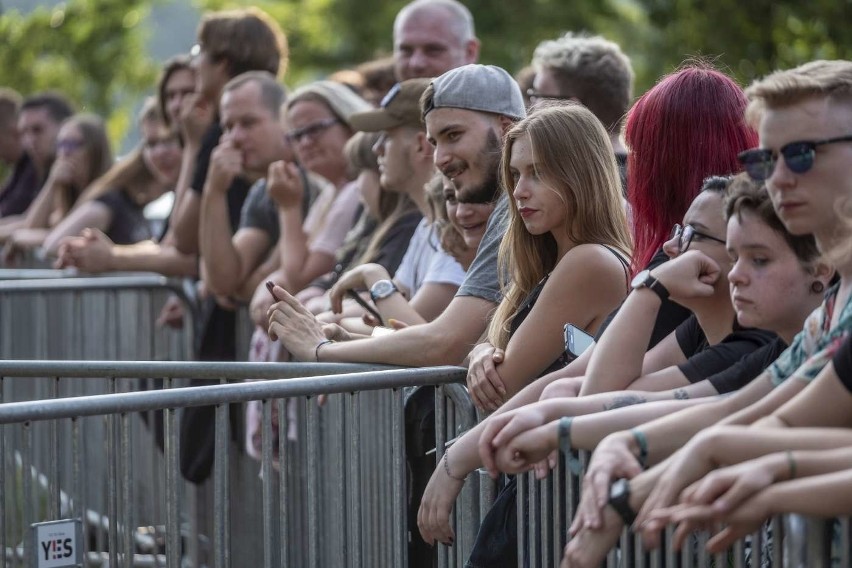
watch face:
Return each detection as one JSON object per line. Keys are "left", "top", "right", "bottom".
{"left": 611, "top": 477, "right": 629, "bottom": 499}
{"left": 371, "top": 279, "right": 396, "bottom": 299}
{"left": 630, "top": 269, "right": 651, "bottom": 289}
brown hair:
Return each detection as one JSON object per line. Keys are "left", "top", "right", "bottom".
{"left": 52, "top": 113, "right": 112, "bottom": 216}
{"left": 156, "top": 54, "right": 193, "bottom": 127}
{"left": 724, "top": 173, "right": 821, "bottom": 267}
{"left": 197, "top": 7, "right": 288, "bottom": 79}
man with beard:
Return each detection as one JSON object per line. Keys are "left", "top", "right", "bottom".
{"left": 266, "top": 64, "right": 525, "bottom": 566}
{"left": 269, "top": 64, "right": 524, "bottom": 370}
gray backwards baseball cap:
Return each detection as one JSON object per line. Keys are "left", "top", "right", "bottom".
{"left": 422, "top": 64, "right": 526, "bottom": 121}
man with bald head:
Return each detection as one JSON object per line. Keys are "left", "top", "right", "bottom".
{"left": 393, "top": 0, "right": 480, "bottom": 81}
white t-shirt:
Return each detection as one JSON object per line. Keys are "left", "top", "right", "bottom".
{"left": 395, "top": 218, "right": 467, "bottom": 296}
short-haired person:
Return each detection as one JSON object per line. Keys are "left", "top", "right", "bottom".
{"left": 393, "top": 0, "right": 479, "bottom": 81}
{"left": 0, "top": 92, "right": 73, "bottom": 222}
{"left": 172, "top": 6, "right": 288, "bottom": 255}
{"left": 530, "top": 33, "right": 633, "bottom": 170}
{"left": 198, "top": 71, "right": 292, "bottom": 304}
{"left": 561, "top": 59, "right": 852, "bottom": 568}
{"left": 46, "top": 100, "right": 181, "bottom": 256}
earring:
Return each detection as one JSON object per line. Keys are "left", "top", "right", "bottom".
{"left": 811, "top": 281, "right": 825, "bottom": 294}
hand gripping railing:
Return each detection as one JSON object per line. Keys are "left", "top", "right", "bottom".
{"left": 0, "top": 360, "right": 467, "bottom": 568}
{"left": 517, "top": 449, "right": 848, "bottom": 568}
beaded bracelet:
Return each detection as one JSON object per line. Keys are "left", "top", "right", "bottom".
{"left": 315, "top": 339, "right": 334, "bottom": 362}
{"left": 443, "top": 447, "right": 466, "bottom": 481}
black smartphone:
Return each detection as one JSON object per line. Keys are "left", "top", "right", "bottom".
{"left": 346, "top": 290, "right": 385, "bottom": 328}
{"left": 563, "top": 323, "right": 595, "bottom": 359}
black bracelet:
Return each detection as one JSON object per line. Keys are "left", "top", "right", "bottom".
{"left": 315, "top": 339, "right": 334, "bottom": 362}
{"left": 630, "top": 428, "right": 648, "bottom": 469}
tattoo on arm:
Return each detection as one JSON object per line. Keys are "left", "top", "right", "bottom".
{"left": 603, "top": 394, "right": 647, "bottom": 411}
{"left": 673, "top": 388, "right": 690, "bottom": 400}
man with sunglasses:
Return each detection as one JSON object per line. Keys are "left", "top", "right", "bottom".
{"left": 562, "top": 60, "right": 852, "bottom": 568}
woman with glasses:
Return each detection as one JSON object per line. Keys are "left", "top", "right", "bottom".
{"left": 42, "top": 99, "right": 181, "bottom": 257}
{"left": 1, "top": 113, "right": 112, "bottom": 260}
{"left": 259, "top": 80, "right": 370, "bottom": 297}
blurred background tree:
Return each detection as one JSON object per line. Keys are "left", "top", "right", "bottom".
{"left": 0, "top": 0, "right": 157, "bottom": 144}
{"left": 1, "top": 0, "right": 850, "bottom": 147}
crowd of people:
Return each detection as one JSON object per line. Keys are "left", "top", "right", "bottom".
{"left": 3, "top": 0, "right": 852, "bottom": 566}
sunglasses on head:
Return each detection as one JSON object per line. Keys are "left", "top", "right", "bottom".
{"left": 738, "top": 135, "right": 852, "bottom": 181}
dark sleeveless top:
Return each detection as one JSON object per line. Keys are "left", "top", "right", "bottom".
{"left": 508, "top": 244, "right": 630, "bottom": 377}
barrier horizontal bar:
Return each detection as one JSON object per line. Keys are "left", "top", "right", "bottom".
{"left": 0, "top": 268, "right": 78, "bottom": 279}
{"left": 0, "top": 360, "right": 395, "bottom": 379}
{"left": 0, "top": 366, "right": 467, "bottom": 423}
{"left": 0, "top": 274, "right": 185, "bottom": 293}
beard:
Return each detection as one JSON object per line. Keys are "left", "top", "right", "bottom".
{"left": 454, "top": 128, "right": 502, "bottom": 204}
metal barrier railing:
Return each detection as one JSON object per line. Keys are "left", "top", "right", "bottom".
{"left": 0, "top": 360, "right": 471, "bottom": 568}
{"left": 0, "top": 275, "right": 196, "bottom": 362}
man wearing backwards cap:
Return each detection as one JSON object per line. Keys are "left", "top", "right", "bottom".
{"left": 268, "top": 62, "right": 524, "bottom": 365}
{"left": 331, "top": 78, "right": 467, "bottom": 328}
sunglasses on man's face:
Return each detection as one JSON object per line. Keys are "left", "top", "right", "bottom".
{"left": 738, "top": 135, "right": 852, "bottom": 181}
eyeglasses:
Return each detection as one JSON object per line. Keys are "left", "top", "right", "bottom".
{"left": 56, "top": 139, "right": 84, "bottom": 153}
{"left": 669, "top": 223, "right": 725, "bottom": 252}
{"left": 285, "top": 118, "right": 341, "bottom": 143}
{"left": 738, "top": 135, "right": 852, "bottom": 181}
{"left": 526, "top": 89, "right": 573, "bottom": 102}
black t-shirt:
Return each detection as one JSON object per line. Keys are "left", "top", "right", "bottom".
{"left": 96, "top": 189, "right": 152, "bottom": 245}
{"left": 675, "top": 315, "right": 779, "bottom": 382}
{"left": 595, "top": 248, "right": 693, "bottom": 349}
{"left": 705, "top": 337, "right": 788, "bottom": 394}
{"left": 831, "top": 334, "right": 852, "bottom": 393}
{"left": 190, "top": 122, "right": 251, "bottom": 232}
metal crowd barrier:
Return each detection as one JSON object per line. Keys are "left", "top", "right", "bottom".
{"left": 0, "top": 274, "right": 195, "bottom": 361}
{"left": 0, "top": 360, "right": 471, "bottom": 568}
{"left": 516, "top": 450, "right": 850, "bottom": 567}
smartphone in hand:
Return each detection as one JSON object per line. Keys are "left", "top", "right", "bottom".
{"left": 266, "top": 280, "right": 282, "bottom": 301}
{"left": 563, "top": 323, "right": 595, "bottom": 359}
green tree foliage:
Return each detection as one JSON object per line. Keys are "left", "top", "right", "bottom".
{"left": 0, "top": 0, "right": 157, "bottom": 142}
{"left": 196, "top": 0, "right": 852, "bottom": 96}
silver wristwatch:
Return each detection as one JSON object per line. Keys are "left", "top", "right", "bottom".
{"left": 369, "top": 279, "right": 398, "bottom": 302}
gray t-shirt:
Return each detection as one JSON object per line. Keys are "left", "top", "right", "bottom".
{"left": 239, "top": 179, "right": 280, "bottom": 244}
{"left": 455, "top": 194, "right": 507, "bottom": 304}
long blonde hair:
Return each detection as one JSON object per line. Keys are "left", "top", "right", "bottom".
{"left": 487, "top": 102, "right": 632, "bottom": 348}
